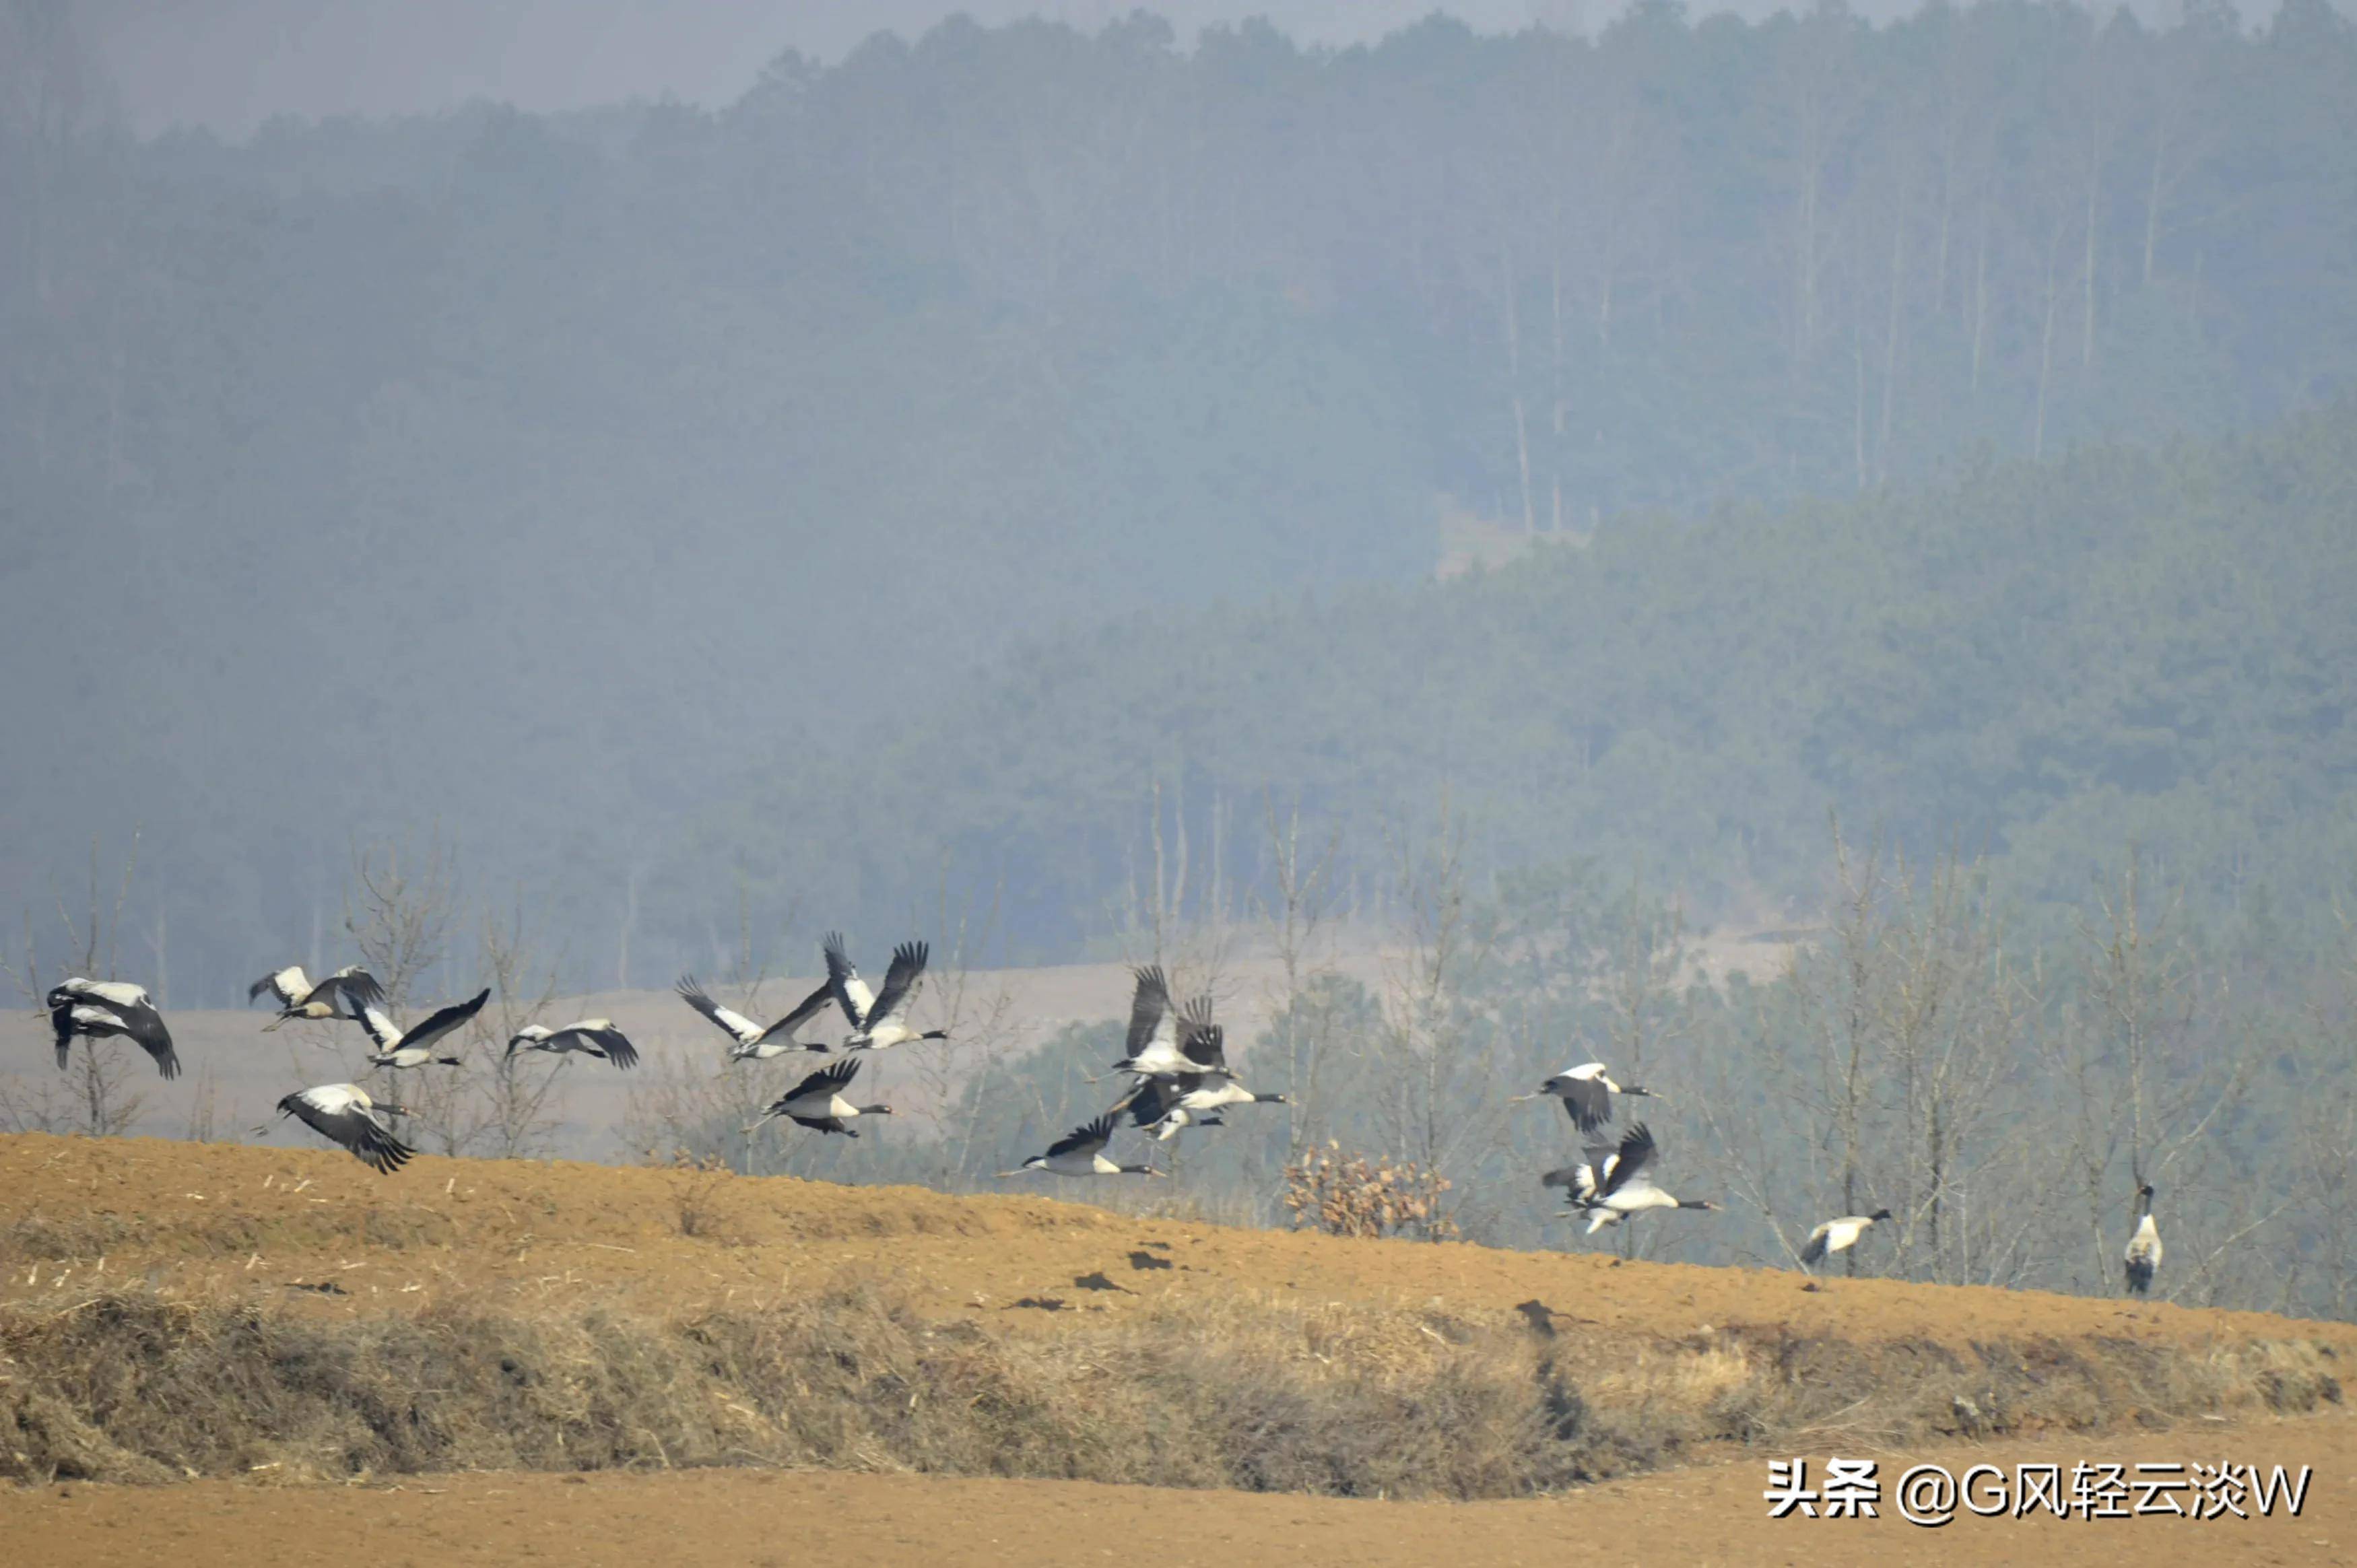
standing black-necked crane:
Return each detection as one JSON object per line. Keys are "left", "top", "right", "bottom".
{"left": 1560, "top": 1122, "right": 1716, "bottom": 1234}
{"left": 275, "top": 1083, "right": 414, "bottom": 1173}
{"left": 248, "top": 965, "right": 384, "bottom": 1029}
{"left": 998, "top": 1112, "right": 1164, "bottom": 1178}
{"left": 2124, "top": 1182, "right": 2162, "bottom": 1296}
{"left": 745, "top": 1057, "right": 892, "bottom": 1137}
{"left": 507, "top": 1018, "right": 641, "bottom": 1069}
{"left": 825, "top": 934, "right": 946, "bottom": 1052}
{"left": 48, "top": 978, "right": 179, "bottom": 1079}
{"left": 676, "top": 974, "right": 836, "bottom": 1060}
{"left": 1109, "top": 967, "right": 1227, "bottom": 1079}
{"left": 1512, "top": 1062, "right": 1663, "bottom": 1132}
{"left": 1799, "top": 1208, "right": 1893, "bottom": 1268}
{"left": 355, "top": 990, "right": 490, "bottom": 1069}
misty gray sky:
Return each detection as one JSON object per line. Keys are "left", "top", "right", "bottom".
{"left": 85, "top": 0, "right": 2258, "bottom": 140}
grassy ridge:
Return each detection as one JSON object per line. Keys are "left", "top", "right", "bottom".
{"left": 4, "top": 1279, "right": 2344, "bottom": 1493}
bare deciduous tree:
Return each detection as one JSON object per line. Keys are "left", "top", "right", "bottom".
{"left": 399, "top": 901, "right": 566, "bottom": 1159}
{"left": 343, "top": 836, "right": 456, "bottom": 1011}
{"left": 1253, "top": 792, "right": 1344, "bottom": 1159}
{"left": 1370, "top": 800, "right": 1498, "bottom": 1238}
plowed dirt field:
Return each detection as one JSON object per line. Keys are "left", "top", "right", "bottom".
{"left": 3, "top": 1132, "right": 2349, "bottom": 1567}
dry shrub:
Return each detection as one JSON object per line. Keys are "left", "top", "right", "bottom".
{"left": 651, "top": 1148, "right": 739, "bottom": 1241}
{"left": 1283, "top": 1141, "right": 1458, "bottom": 1241}
{"left": 0, "top": 1285, "right": 2342, "bottom": 1495}
{"left": 3, "top": 1214, "right": 132, "bottom": 1262}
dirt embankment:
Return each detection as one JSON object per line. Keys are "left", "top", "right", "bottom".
{"left": 1, "top": 1132, "right": 2330, "bottom": 1350}
{"left": 1, "top": 1132, "right": 2348, "bottom": 1504}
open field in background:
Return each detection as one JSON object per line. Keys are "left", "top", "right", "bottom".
{"left": 1, "top": 928, "right": 1805, "bottom": 1162}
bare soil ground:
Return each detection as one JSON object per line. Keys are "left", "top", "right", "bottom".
{"left": 3, "top": 1410, "right": 2346, "bottom": 1567}
{"left": 3, "top": 1132, "right": 2349, "bottom": 1565}
{"left": 1, "top": 1132, "right": 2335, "bottom": 1352}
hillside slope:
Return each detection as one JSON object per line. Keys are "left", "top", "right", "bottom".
{"left": 3, "top": 1133, "right": 2348, "bottom": 1499}
{"left": 0, "top": 1132, "right": 2339, "bottom": 1351}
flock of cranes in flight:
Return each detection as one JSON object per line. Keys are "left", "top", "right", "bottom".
{"left": 36, "top": 949, "right": 2165, "bottom": 1291}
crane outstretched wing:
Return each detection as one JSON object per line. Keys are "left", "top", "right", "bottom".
{"left": 867, "top": 941, "right": 929, "bottom": 1025}
{"left": 677, "top": 976, "right": 764, "bottom": 1044}
{"left": 823, "top": 933, "right": 873, "bottom": 1027}
{"left": 397, "top": 990, "right": 492, "bottom": 1056}
{"left": 1044, "top": 1114, "right": 1117, "bottom": 1159}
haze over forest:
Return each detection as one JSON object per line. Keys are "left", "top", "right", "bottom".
{"left": 9, "top": 0, "right": 2356, "bottom": 997}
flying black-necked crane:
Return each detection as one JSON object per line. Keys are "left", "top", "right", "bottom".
{"left": 745, "top": 1057, "right": 893, "bottom": 1136}
{"left": 2124, "top": 1183, "right": 2162, "bottom": 1296}
{"left": 1540, "top": 1135, "right": 1627, "bottom": 1206}
{"left": 825, "top": 934, "right": 946, "bottom": 1051}
{"left": 48, "top": 978, "right": 179, "bottom": 1079}
{"left": 1117, "top": 1075, "right": 1222, "bottom": 1140}
{"left": 1119, "top": 1037, "right": 1284, "bottom": 1141}
{"left": 999, "top": 1112, "right": 1163, "bottom": 1178}
{"left": 248, "top": 964, "right": 384, "bottom": 1029}
{"left": 1513, "top": 1061, "right": 1663, "bottom": 1133}
{"left": 1560, "top": 1122, "right": 1716, "bottom": 1234}
{"left": 1799, "top": 1208, "right": 1893, "bottom": 1268}
{"left": 355, "top": 989, "right": 490, "bottom": 1069}
{"left": 276, "top": 1083, "right": 414, "bottom": 1173}
{"left": 676, "top": 974, "right": 836, "bottom": 1060}
{"left": 1109, "top": 967, "right": 1227, "bottom": 1079}
{"left": 507, "top": 1018, "right": 641, "bottom": 1070}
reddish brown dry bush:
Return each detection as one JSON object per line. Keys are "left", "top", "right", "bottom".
{"left": 1283, "top": 1140, "right": 1458, "bottom": 1241}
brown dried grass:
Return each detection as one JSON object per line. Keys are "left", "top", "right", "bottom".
{"left": 0, "top": 1281, "right": 2340, "bottom": 1495}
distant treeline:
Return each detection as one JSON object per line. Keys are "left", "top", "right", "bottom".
{"left": 2, "top": 4, "right": 2354, "bottom": 990}
{"left": 700, "top": 397, "right": 2357, "bottom": 974}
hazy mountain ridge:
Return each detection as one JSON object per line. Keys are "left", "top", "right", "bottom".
{"left": 4, "top": 5, "right": 2355, "bottom": 992}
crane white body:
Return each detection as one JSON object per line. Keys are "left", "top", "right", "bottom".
{"left": 677, "top": 974, "right": 834, "bottom": 1058}
{"left": 1560, "top": 1123, "right": 1716, "bottom": 1234}
{"left": 357, "top": 990, "right": 490, "bottom": 1068}
{"left": 508, "top": 1019, "right": 640, "bottom": 1069}
{"left": 251, "top": 965, "right": 383, "bottom": 1027}
{"left": 747, "top": 1058, "right": 893, "bottom": 1137}
{"left": 2124, "top": 1184, "right": 2162, "bottom": 1295}
{"left": 1799, "top": 1209, "right": 1892, "bottom": 1268}
{"left": 48, "top": 978, "right": 179, "bottom": 1079}
{"left": 1002, "top": 1113, "right": 1160, "bottom": 1177}
{"left": 1513, "top": 1060, "right": 1661, "bottom": 1133}
{"left": 827, "top": 935, "right": 948, "bottom": 1051}
{"left": 277, "top": 1083, "right": 413, "bottom": 1173}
